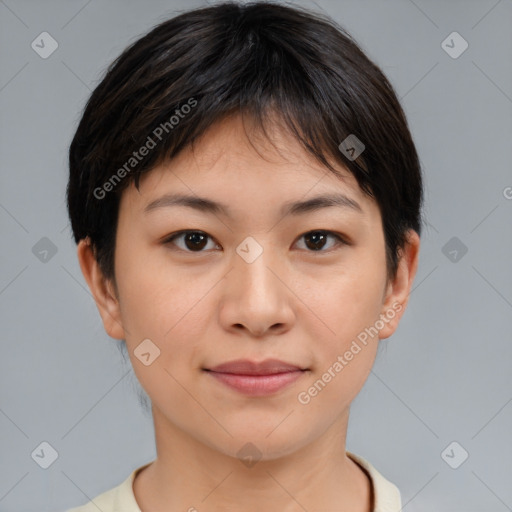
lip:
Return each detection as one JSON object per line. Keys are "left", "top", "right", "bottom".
{"left": 207, "top": 358, "right": 305, "bottom": 375}
{"left": 204, "top": 359, "right": 307, "bottom": 396}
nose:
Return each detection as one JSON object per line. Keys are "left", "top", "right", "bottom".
{"left": 218, "top": 240, "right": 295, "bottom": 338}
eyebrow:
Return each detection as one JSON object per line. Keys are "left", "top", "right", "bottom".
{"left": 144, "top": 192, "right": 363, "bottom": 217}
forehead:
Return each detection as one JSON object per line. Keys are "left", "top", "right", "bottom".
{"left": 120, "top": 113, "right": 378, "bottom": 221}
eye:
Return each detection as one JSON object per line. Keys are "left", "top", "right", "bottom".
{"left": 163, "top": 230, "right": 220, "bottom": 252}
{"left": 162, "top": 230, "right": 348, "bottom": 253}
{"left": 295, "top": 230, "right": 348, "bottom": 252}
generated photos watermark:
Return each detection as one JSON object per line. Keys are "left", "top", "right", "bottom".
{"left": 93, "top": 97, "right": 198, "bottom": 200}
{"left": 297, "top": 301, "right": 403, "bottom": 405}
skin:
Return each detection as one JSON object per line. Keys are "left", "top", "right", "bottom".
{"left": 78, "top": 113, "right": 420, "bottom": 512}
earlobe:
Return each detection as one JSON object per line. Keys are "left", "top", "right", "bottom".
{"left": 378, "top": 230, "right": 420, "bottom": 340}
{"left": 77, "top": 238, "right": 126, "bottom": 340}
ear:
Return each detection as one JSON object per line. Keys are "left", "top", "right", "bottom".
{"left": 77, "top": 238, "right": 126, "bottom": 340}
{"left": 378, "top": 229, "right": 420, "bottom": 340}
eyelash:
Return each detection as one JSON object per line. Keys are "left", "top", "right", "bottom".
{"left": 162, "top": 230, "right": 350, "bottom": 254}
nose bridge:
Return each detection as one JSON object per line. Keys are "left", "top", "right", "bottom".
{"left": 220, "top": 234, "right": 293, "bottom": 335}
{"left": 234, "top": 235, "right": 281, "bottom": 300}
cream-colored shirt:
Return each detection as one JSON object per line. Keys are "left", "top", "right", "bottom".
{"left": 66, "top": 451, "right": 402, "bottom": 512}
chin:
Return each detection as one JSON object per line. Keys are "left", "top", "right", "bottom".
{"left": 210, "top": 428, "right": 313, "bottom": 464}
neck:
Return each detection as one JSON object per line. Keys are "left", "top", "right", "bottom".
{"left": 133, "top": 406, "right": 372, "bottom": 512}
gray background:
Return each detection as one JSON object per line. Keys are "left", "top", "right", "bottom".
{"left": 1, "top": 0, "right": 511, "bottom": 511}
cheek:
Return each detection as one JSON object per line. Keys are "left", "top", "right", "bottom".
{"left": 116, "top": 253, "right": 213, "bottom": 360}
{"left": 317, "top": 262, "right": 386, "bottom": 398}
{"left": 301, "top": 258, "right": 386, "bottom": 349}
{"left": 296, "top": 273, "right": 383, "bottom": 411}
{"left": 116, "top": 264, "right": 210, "bottom": 402}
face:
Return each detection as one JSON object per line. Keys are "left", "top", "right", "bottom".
{"left": 79, "top": 114, "right": 419, "bottom": 462}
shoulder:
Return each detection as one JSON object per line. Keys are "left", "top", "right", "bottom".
{"left": 66, "top": 484, "right": 118, "bottom": 512}
{"left": 346, "top": 451, "right": 402, "bottom": 512}
{"left": 65, "top": 462, "right": 151, "bottom": 512}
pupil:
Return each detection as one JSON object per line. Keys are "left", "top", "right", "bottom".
{"left": 306, "top": 232, "right": 326, "bottom": 250}
{"left": 186, "top": 232, "right": 207, "bottom": 251}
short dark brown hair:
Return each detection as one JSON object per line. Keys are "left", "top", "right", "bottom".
{"left": 67, "top": 0, "right": 423, "bottom": 284}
